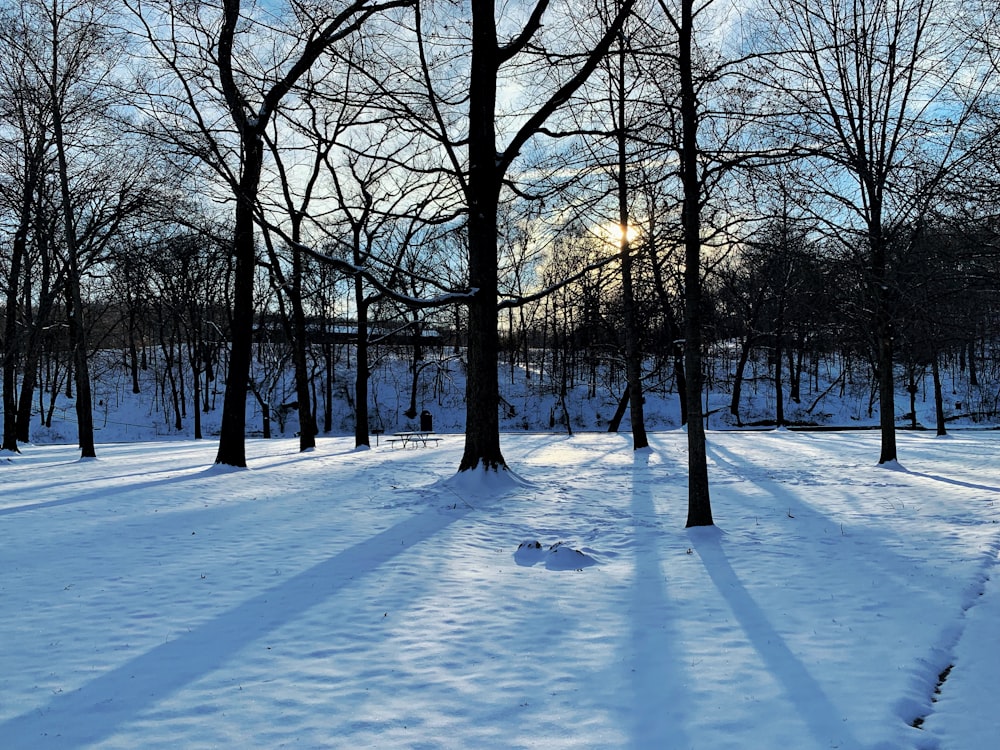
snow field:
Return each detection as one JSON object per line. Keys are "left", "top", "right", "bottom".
{"left": 1, "top": 430, "right": 998, "bottom": 748}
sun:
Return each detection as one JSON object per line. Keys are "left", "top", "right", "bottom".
{"left": 595, "top": 222, "right": 641, "bottom": 245}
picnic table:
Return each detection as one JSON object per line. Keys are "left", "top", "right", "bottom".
{"left": 386, "top": 431, "right": 440, "bottom": 449}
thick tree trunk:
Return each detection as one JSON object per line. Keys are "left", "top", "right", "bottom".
{"left": 15, "top": 347, "right": 39, "bottom": 444}
{"left": 215, "top": 133, "right": 262, "bottom": 467}
{"left": 460, "top": 221, "right": 505, "bottom": 470}
{"left": 876, "top": 332, "right": 897, "bottom": 462}
{"left": 52, "top": 66, "right": 95, "bottom": 459}
{"left": 459, "top": 0, "right": 505, "bottom": 473}
{"left": 66, "top": 274, "right": 95, "bottom": 457}
{"left": 679, "top": 0, "right": 713, "bottom": 527}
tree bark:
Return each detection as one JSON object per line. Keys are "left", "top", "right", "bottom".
{"left": 457, "top": 0, "right": 634, "bottom": 472}
{"left": 932, "top": 354, "right": 946, "bottom": 436}
{"left": 214, "top": 129, "right": 262, "bottom": 467}
{"left": 872, "top": 228, "right": 897, "bottom": 464}
{"left": 354, "top": 283, "right": 371, "bottom": 448}
{"left": 459, "top": 0, "right": 505, "bottom": 472}
{"left": 51, "top": 27, "right": 95, "bottom": 459}
{"left": 290, "top": 244, "right": 317, "bottom": 450}
{"left": 678, "top": 0, "right": 713, "bottom": 527}
{"left": 211, "top": 0, "right": 400, "bottom": 465}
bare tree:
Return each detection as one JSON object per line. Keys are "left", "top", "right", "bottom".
{"left": 0, "top": 9, "right": 50, "bottom": 453}
{"left": 128, "top": 0, "right": 409, "bottom": 467}
{"left": 405, "top": 0, "right": 636, "bottom": 474}
{"left": 763, "top": 0, "right": 986, "bottom": 464}
{"left": 2, "top": 0, "right": 147, "bottom": 458}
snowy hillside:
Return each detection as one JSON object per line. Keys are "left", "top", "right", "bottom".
{"left": 17, "top": 343, "right": 998, "bottom": 446}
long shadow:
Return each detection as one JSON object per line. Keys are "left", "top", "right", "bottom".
{"left": 0, "top": 466, "right": 213, "bottom": 516}
{"left": 627, "top": 451, "right": 691, "bottom": 749}
{"left": 706, "top": 439, "right": 946, "bottom": 592}
{"left": 902, "top": 470, "right": 1000, "bottom": 494}
{"left": 690, "top": 529, "right": 865, "bottom": 749}
{"left": 0, "top": 504, "right": 470, "bottom": 747}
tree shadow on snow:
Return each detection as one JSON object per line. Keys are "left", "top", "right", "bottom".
{"left": 688, "top": 527, "right": 865, "bottom": 749}
{"left": 0, "top": 503, "right": 470, "bottom": 747}
{"left": 0, "top": 464, "right": 212, "bottom": 516}
{"left": 626, "top": 450, "right": 693, "bottom": 749}
{"left": 901, "top": 469, "right": 1000, "bottom": 495}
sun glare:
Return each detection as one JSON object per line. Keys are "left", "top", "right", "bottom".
{"left": 596, "top": 222, "right": 641, "bottom": 245}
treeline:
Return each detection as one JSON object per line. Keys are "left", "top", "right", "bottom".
{"left": 3, "top": 0, "right": 1000, "bottom": 528}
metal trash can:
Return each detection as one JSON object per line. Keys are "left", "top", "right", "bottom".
{"left": 420, "top": 410, "right": 433, "bottom": 432}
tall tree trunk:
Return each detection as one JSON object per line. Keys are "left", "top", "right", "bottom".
{"left": 459, "top": 0, "right": 505, "bottom": 472}
{"left": 128, "top": 306, "right": 142, "bottom": 394}
{"left": 15, "top": 342, "right": 40, "bottom": 443}
{"left": 461, "top": 199, "right": 504, "bottom": 471}
{"left": 290, "top": 244, "right": 317, "bottom": 450}
{"left": 616, "top": 25, "right": 648, "bottom": 450}
{"left": 324, "top": 341, "right": 334, "bottom": 433}
{"left": 871, "top": 228, "right": 897, "bottom": 464}
{"left": 214, "top": 130, "right": 262, "bottom": 467}
{"left": 354, "top": 285, "right": 371, "bottom": 448}
{"left": 51, "top": 38, "right": 95, "bottom": 459}
{"left": 932, "top": 353, "right": 946, "bottom": 437}
{"left": 678, "top": 0, "right": 712, "bottom": 527}
{"left": 456, "top": 0, "right": 633, "bottom": 472}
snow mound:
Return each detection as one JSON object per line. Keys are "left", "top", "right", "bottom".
{"left": 514, "top": 540, "right": 598, "bottom": 571}
{"left": 442, "top": 464, "right": 533, "bottom": 499}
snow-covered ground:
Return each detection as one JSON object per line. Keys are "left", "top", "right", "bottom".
{"left": 1, "top": 429, "right": 997, "bottom": 749}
